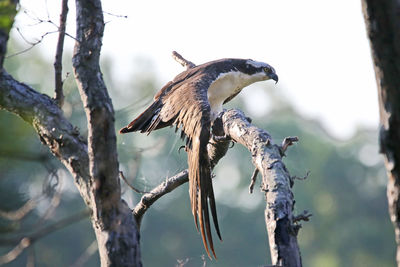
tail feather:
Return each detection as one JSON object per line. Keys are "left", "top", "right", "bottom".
{"left": 188, "top": 131, "right": 221, "bottom": 259}
{"left": 119, "top": 101, "right": 166, "bottom": 134}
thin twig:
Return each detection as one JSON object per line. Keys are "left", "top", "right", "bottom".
{"left": 249, "top": 168, "right": 259, "bottom": 194}
{"left": 293, "top": 210, "right": 312, "bottom": 223}
{"left": 54, "top": 0, "right": 69, "bottom": 107}
{"left": 133, "top": 170, "right": 189, "bottom": 227}
{"left": 6, "top": 30, "right": 59, "bottom": 58}
{"left": 292, "top": 170, "right": 310, "bottom": 181}
{"left": 119, "top": 171, "right": 148, "bottom": 194}
{"left": 26, "top": 246, "right": 35, "bottom": 267}
{"left": 103, "top": 10, "right": 128, "bottom": 18}
{"left": 0, "top": 210, "right": 90, "bottom": 264}
{"left": 172, "top": 51, "right": 196, "bottom": 69}
{"left": 70, "top": 240, "right": 98, "bottom": 267}
{"left": 0, "top": 198, "right": 37, "bottom": 221}
{"left": 280, "top": 136, "right": 299, "bottom": 156}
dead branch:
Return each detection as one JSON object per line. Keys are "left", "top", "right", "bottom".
{"left": 293, "top": 210, "right": 312, "bottom": 223}
{"left": 119, "top": 171, "right": 148, "bottom": 194}
{"left": 221, "top": 109, "right": 303, "bottom": 267}
{"left": 70, "top": 240, "right": 98, "bottom": 267}
{"left": 0, "top": 210, "right": 90, "bottom": 265}
{"left": 172, "top": 51, "right": 196, "bottom": 69}
{"left": 133, "top": 170, "right": 189, "bottom": 227}
{"left": 280, "top": 136, "right": 299, "bottom": 155}
{"left": 0, "top": 198, "right": 37, "bottom": 221}
{"left": 54, "top": 0, "right": 68, "bottom": 107}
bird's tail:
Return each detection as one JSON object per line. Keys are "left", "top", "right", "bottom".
{"left": 188, "top": 128, "right": 222, "bottom": 259}
{"left": 119, "top": 101, "right": 164, "bottom": 134}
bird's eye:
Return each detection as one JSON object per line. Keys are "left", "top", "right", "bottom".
{"left": 263, "top": 67, "right": 271, "bottom": 73}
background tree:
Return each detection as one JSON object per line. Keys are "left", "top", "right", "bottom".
{"left": 362, "top": 1, "right": 400, "bottom": 266}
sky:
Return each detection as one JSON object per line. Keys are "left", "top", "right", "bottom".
{"left": 11, "top": 0, "right": 379, "bottom": 140}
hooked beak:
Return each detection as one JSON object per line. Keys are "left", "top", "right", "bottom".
{"left": 269, "top": 73, "right": 278, "bottom": 84}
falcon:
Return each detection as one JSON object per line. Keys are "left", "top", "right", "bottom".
{"left": 120, "top": 58, "right": 278, "bottom": 258}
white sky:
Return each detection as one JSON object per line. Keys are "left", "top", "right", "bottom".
{"left": 12, "top": 0, "right": 379, "bottom": 140}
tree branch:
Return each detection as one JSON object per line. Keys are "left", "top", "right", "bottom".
{"left": 72, "top": 0, "right": 141, "bottom": 266}
{"left": 221, "top": 109, "right": 303, "bottom": 267}
{"left": 54, "top": 0, "right": 69, "bottom": 107}
{"left": 1, "top": 1, "right": 142, "bottom": 266}
{"left": 0, "top": 71, "right": 92, "bottom": 205}
{"left": 133, "top": 170, "right": 189, "bottom": 226}
{"left": 73, "top": 0, "right": 121, "bottom": 221}
{"left": 0, "top": 210, "right": 90, "bottom": 265}
{"left": 172, "top": 51, "right": 196, "bottom": 69}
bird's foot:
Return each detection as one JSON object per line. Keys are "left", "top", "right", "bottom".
{"left": 212, "top": 134, "right": 231, "bottom": 142}
{"left": 178, "top": 145, "right": 188, "bottom": 153}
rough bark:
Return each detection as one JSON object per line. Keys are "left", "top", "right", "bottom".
{"left": 222, "top": 109, "right": 302, "bottom": 267}
{"left": 71, "top": 0, "right": 141, "bottom": 266}
{"left": 361, "top": 1, "right": 400, "bottom": 265}
{"left": 0, "top": 0, "right": 142, "bottom": 266}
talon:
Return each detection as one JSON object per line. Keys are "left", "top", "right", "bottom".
{"left": 229, "top": 141, "right": 235, "bottom": 148}
{"left": 178, "top": 145, "right": 186, "bottom": 153}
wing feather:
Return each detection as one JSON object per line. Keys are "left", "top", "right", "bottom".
{"left": 120, "top": 68, "right": 222, "bottom": 258}
{"left": 158, "top": 76, "right": 222, "bottom": 258}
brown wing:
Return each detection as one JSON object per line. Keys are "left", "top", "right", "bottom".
{"left": 159, "top": 75, "right": 222, "bottom": 258}
{"left": 119, "top": 67, "right": 202, "bottom": 134}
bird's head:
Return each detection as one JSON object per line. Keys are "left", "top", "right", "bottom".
{"left": 244, "top": 59, "right": 278, "bottom": 83}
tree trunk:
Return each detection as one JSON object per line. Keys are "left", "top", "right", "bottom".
{"left": 361, "top": 0, "right": 400, "bottom": 265}
{"left": 0, "top": 0, "right": 143, "bottom": 266}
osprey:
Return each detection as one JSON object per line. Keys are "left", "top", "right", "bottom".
{"left": 120, "top": 58, "right": 278, "bottom": 258}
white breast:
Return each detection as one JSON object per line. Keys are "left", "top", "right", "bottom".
{"left": 207, "top": 71, "right": 266, "bottom": 120}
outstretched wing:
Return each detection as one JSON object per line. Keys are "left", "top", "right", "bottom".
{"left": 159, "top": 74, "right": 222, "bottom": 258}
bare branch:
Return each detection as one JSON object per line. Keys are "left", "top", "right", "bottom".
{"left": 0, "top": 238, "right": 30, "bottom": 265}
{"left": 293, "top": 210, "right": 312, "bottom": 223}
{"left": 0, "top": 198, "right": 37, "bottom": 221}
{"left": 292, "top": 171, "right": 310, "bottom": 181}
{"left": 0, "top": 71, "right": 92, "bottom": 205}
{"left": 70, "top": 240, "right": 98, "bottom": 267}
{"left": 103, "top": 10, "right": 128, "bottom": 19}
{"left": 133, "top": 170, "right": 188, "bottom": 226}
{"left": 119, "top": 171, "right": 148, "bottom": 194}
{"left": 54, "top": 0, "right": 68, "bottom": 107}
{"left": 221, "top": 109, "right": 303, "bottom": 266}
{"left": 280, "top": 136, "right": 299, "bottom": 156}
{"left": 172, "top": 51, "right": 196, "bottom": 69}
{"left": 0, "top": 210, "right": 90, "bottom": 265}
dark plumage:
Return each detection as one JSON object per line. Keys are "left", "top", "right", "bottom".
{"left": 120, "top": 58, "right": 278, "bottom": 258}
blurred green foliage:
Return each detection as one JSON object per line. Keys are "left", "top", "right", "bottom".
{"left": 0, "top": 0, "right": 17, "bottom": 33}
{"left": 0, "top": 39, "right": 395, "bottom": 267}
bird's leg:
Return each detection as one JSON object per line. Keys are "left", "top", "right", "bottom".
{"left": 211, "top": 112, "right": 232, "bottom": 142}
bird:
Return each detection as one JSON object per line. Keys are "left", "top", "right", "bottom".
{"left": 119, "top": 58, "right": 278, "bottom": 258}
